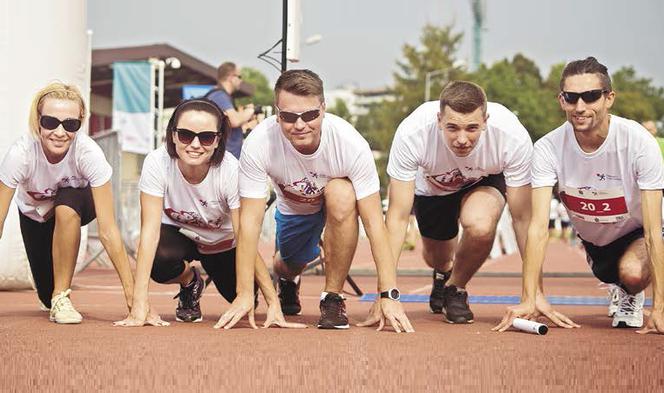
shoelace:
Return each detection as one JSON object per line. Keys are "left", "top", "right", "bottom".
{"left": 173, "top": 285, "right": 195, "bottom": 308}
{"left": 322, "top": 297, "right": 346, "bottom": 318}
{"left": 616, "top": 287, "right": 642, "bottom": 315}
{"left": 52, "top": 289, "right": 76, "bottom": 312}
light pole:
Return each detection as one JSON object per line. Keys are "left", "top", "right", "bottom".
{"left": 424, "top": 60, "right": 467, "bottom": 101}
{"left": 424, "top": 69, "right": 448, "bottom": 102}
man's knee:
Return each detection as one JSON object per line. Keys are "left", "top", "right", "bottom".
{"left": 460, "top": 219, "right": 497, "bottom": 244}
{"left": 273, "top": 252, "right": 307, "bottom": 278}
{"left": 618, "top": 259, "right": 650, "bottom": 292}
{"left": 324, "top": 178, "right": 357, "bottom": 224}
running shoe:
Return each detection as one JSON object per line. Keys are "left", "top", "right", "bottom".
{"left": 612, "top": 287, "right": 644, "bottom": 328}
{"left": 49, "top": 289, "right": 82, "bottom": 324}
{"left": 175, "top": 267, "right": 205, "bottom": 323}
{"left": 317, "top": 292, "right": 349, "bottom": 329}
{"left": 278, "top": 277, "right": 302, "bottom": 316}
{"left": 430, "top": 269, "right": 451, "bottom": 314}
{"left": 607, "top": 284, "right": 620, "bottom": 317}
{"left": 442, "top": 285, "right": 474, "bottom": 324}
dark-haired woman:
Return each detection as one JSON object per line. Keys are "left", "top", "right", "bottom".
{"left": 115, "top": 99, "right": 304, "bottom": 328}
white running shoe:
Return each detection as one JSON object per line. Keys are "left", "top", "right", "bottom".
{"left": 607, "top": 284, "right": 620, "bottom": 317}
{"left": 611, "top": 287, "right": 644, "bottom": 328}
{"left": 49, "top": 289, "right": 83, "bottom": 324}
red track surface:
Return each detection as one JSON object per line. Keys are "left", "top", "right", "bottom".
{"left": 1, "top": 242, "right": 661, "bottom": 391}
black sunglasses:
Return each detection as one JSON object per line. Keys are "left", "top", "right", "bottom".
{"left": 39, "top": 115, "right": 82, "bottom": 132}
{"left": 560, "top": 89, "right": 608, "bottom": 105}
{"left": 174, "top": 128, "right": 220, "bottom": 146}
{"left": 276, "top": 107, "right": 321, "bottom": 123}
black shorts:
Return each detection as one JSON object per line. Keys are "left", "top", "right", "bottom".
{"left": 414, "top": 173, "right": 507, "bottom": 241}
{"left": 580, "top": 228, "right": 645, "bottom": 284}
{"left": 151, "top": 224, "right": 240, "bottom": 303}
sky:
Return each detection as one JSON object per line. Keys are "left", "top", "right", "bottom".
{"left": 88, "top": 0, "right": 664, "bottom": 90}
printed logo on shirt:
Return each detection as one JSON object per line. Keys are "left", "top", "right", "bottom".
{"left": 59, "top": 176, "right": 86, "bottom": 187}
{"left": 278, "top": 172, "right": 328, "bottom": 204}
{"left": 559, "top": 186, "right": 629, "bottom": 223}
{"left": 164, "top": 208, "right": 224, "bottom": 229}
{"left": 595, "top": 173, "right": 621, "bottom": 182}
{"left": 25, "top": 176, "right": 88, "bottom": 201}
{"left": 27, "top": 188, "right": 58, "bottom": 201}
{"left": 425, "top": 168, "right": 482, "bottom": 193}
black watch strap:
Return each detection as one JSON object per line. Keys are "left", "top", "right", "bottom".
{"left": 379, "top": 288, "right": 401, "bottom": 301}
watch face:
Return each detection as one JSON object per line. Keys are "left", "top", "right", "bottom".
{"left": 389, "top": 288, "right": 400, "bottom": 300}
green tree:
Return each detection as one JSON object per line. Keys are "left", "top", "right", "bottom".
{"left": 357, "top": 24, "right": 467, "bottom": 195}
{"left": 610, "top": 66, "right": 664, "bottom": 123}
{"left": 328, "top": 98, "right": 354, "bottom": 124}
{"left": 469, "top": 54, "right": 562, "bottom": 140}
{"left": 236, "top": 67, "right": 273, "bottom": 107}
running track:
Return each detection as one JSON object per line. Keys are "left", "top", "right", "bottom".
{"left": 1, "top": 242, "right": 661, "bottom": 391}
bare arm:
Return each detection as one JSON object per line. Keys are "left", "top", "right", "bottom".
{"left": 229, "top": 208, "right": 276, "bottom": 305}
{"left": 225, "top": 106, "right": 255, "bottom": 128}
{"left": 505, "top": 184, "right": 532, "bottom": 259}
{"left": 130, "top": 193, "right": 164, "bottom": 316}
{"left": 357, "top": 192, "right": 398, "bottom": 291}
{"left": 385, "top": 179, "right": 416, "bottom": 263}
{"left": 213, "top": 197, "right": 266, "bottom": 329}
{"left": 357, "top": 191, "right": 414, "bottom": 333}
{"left": 521, "top": 186, "right": 552, "bottom": 302}
{"left": 0, "top": 182, "right": 16, "bottom": 238}
{"left": 637, "top": 189, "right": 664, "bottom": 334}
{"left": 91, "top": 181, "right": 134, "bottom": 309}
{"left": 494, "top": 186, "right": 578, "bottom": 331}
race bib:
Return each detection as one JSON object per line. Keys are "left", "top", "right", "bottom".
{"left": 559, "top": 186, "right": 629, "bottom": 223}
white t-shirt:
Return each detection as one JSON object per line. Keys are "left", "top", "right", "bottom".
{"left": 0, "top": 133, "right": 112, "bottom": 222}
{"left": 139, "top": 147, "right": 240, "bottom": 254}
{"left": 387, "top": 101, "right": 533, "bottom": 196}
{"left": 532, "top": 115, "right": 664, "bottom": 246}
{"left": 239, "top": 113, "right": 380, "bottom": 215}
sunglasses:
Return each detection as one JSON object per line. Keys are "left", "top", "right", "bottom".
{"left": 560, "top": 89, "right": 608, "bottom": 105}
{"left": 39, "top": 115, "right": 82, "bottom": 132}
{"left": 174, "top": 128, "right": 220, "bottom": 146}
{"left": 276, "top": 107, "right": 322, "bottom": 123}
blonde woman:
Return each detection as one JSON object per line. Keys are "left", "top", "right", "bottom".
{"left": 0, "top": 82, "right": 148, "bottom": 324}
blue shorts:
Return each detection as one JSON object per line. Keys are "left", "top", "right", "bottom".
{"left": 275, "top": 208, "right": 325, "bottom": 267}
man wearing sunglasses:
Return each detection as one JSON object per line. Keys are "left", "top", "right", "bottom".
{"left": 495, "top": 57, "right": 664, "bottom": 335}
{"left": 385, "top": 81, "right": 533, "bottom": 324}
{"left": 215, "top": 69, "right": 413, "bottom": 333}
{"left": 205, "top": 62, "right": 256, "bottom": 159}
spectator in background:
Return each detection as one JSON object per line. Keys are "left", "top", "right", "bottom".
{"left": 206, "top": 62, "right": 256, "bottom": 159}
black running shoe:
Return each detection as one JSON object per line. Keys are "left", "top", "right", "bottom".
{"left": 317, "top": 292, "right": 349, "bottom": 329}
{"left": 175, "top": 267, "right": 205, "bottom": 323}
{"left": 278, "top": 278, "right": 302, "bottom": 316}
{"left": 442, "top": 285, "right": 474, "bottom": 324}
{"left": 430, "top": 269, "right": 451, "bottom": 314}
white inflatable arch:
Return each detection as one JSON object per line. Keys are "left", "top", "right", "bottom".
{"left": 0, "top": 0, "right": 90, "bottom": 289}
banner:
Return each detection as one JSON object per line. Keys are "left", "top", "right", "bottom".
{"left": 113, "top": 61, "right": 153, "bottom": 154}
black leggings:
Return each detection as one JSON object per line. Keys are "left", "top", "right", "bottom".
{"left": 151, "top": 224, "right": 238, "bottom": 303}
{"left": 19, "top": 187, "right": 96, "bottom": 308}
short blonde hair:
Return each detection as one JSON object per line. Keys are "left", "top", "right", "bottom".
{"left": 28, "top": 82, "right": 86, "bottom": 138}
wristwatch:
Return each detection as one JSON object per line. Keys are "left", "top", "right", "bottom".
{"left": 379, "top": 288, "right": 401, "bottom": 301}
